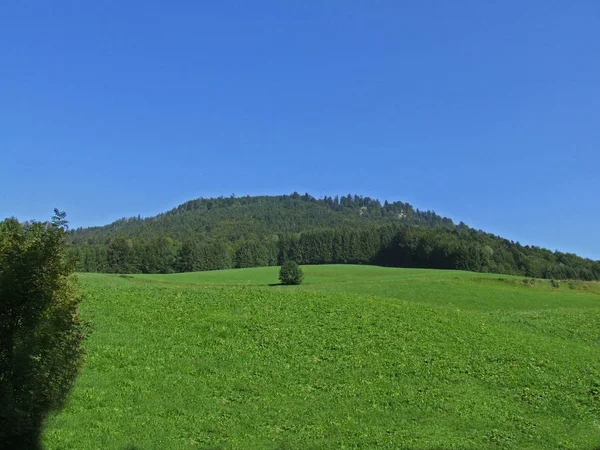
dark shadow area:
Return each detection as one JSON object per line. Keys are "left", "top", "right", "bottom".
{"left": 268, "top": 282, "right": 283, "bottom": 286}
{"left": 0, "top": 427, "right": 42, "bottom": 450}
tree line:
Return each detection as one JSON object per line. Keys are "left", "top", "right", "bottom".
{"left": 70, "top": 223, "right": 600, "bottom": 281}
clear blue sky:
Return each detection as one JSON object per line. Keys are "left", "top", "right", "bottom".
{"left": 1, "top": 1, "right": 598, "bottom": 259}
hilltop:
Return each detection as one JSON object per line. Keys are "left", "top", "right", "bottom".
{"left": 70, "top": 193, "right": 452, "bottom": 244}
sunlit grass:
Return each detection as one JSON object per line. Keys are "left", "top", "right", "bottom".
{"left": 43, "top": 266, "right": 600, "bottom": 449}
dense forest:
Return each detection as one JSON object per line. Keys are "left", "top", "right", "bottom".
{"left": 67, "top": 193, "right": 600, "bottom": 281}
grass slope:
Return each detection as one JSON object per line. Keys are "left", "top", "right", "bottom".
{"left": 43, "top": 266, "right": 600, "bottom": 449}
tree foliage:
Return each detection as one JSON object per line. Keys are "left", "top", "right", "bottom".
{"left": 65, "top": 194, "right": 600, "bottom": 281}
{"left": 279, "top": 260, "right": 304, "bottom": 285}
{"left": 0, "top": 211, "right": 86, "bottom": 447}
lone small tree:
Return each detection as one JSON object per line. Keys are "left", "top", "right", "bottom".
{"left": 0, "top": 210, "right": 87, "bottom": 448}
{"left": 279, "top": 260, "right": 304, "bottom": 285}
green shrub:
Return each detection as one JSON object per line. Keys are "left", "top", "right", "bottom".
{"left": 279, "top": 260, "right": 304, "bottom": 285}
{"left": 0, "top": 211, "right": 87, "bottom": 447}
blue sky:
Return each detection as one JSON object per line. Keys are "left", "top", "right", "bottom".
{"left": 1, "top": 1, "right": 599, "bottom": 259}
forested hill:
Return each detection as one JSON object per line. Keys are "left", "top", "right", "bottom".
{"left": 67, "top": 193, "right": 600, "bottom": 281}
{"left": 70, "top": 193, "right": 452, "bottom": 244}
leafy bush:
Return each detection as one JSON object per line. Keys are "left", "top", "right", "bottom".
{"left": 0, "top": 211, "right": 87, "bottom": 447}
{"left": 279, "top": 260, "right": 304, "bottom": 285}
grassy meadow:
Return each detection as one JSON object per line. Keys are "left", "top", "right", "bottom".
{"left": 42, "top": 265, "right": 600, "bottom": 449}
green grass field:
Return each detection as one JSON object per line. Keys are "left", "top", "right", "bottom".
{"left": 42, "top": 265, "right": 600, "bottom": 449}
